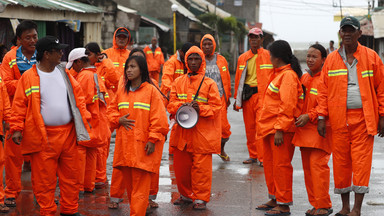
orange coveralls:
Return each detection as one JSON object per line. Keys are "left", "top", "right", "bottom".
{"left": 144, "top": 45, "right": 164, "bottom": 82}
{"left": 167, "top": 46, "right": 221, "bottom": 203}
{"left": 292, "top": 72, "right": 332, "bottom": 209}
{"left": 107, "top": 81, "right": 168, "bottom": 216}
{"left": 317, "top": 43, "right": 384, "bottom": 194}
{"left": 0, "top": 78, "right": 12, "bottom": 206}
{"left": 75, "top": 67, "right": 111, "bottom": 192}
{"left": 200, "top": 34, "right": 232, "bottom": 139}
{"left": 234, "top": 48, "right": 273, "bottom": 161}
{"left": 103, "top": 27, "right": 131, "bottom": 78}
{"left": 9, "top": 65, "right": 93, "bottom": 215}
{"left": 1, "top": 48, "right": 32, "bottom": 200}
{"left": 258, "top": 64, "right": 303, "bottom": 205}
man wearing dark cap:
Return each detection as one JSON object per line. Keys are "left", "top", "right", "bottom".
{"left": 233, "top": 28, "right": 273, "bottom": 166}
{"left": 103, "top": 27, "right": 131, "bottom": 78}
{"left": 9, "top": 36, "right": 92, "bottom": 216}
{"left": 317, "top": 16, "right": 384, "bottom": 216}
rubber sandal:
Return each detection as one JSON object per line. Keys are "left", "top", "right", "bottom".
{"left": 4, "top": 198, "right": 16, "bottom": 207}
{"left": 149, "top": 199, "right": 159, "bottom": 208}
{"left": 305, "top": 207, "right": 316, "bottom": 216}
{"left": 313, "top": 208, "right": 333, "bottom": 216}
{"left": 243, "top": 158, "right": 258, "bottom": 164}
{"left": 265, "top": 209, "right": 291, "bottom": 216}
{"left": 256, "top": 204, "right": 276, "bottom": 210}
{"left": 334, "top": 212, "right": 347, "bottom": 216}
{"left": 218, "top": 154, "right": 230, "bottom": 162}
{"left": 193, "top": 202, "right": 206, "bottom": 210}
{"left": 0, "top": 204, "right": 9, "bottom": 213}
{"left": 173, "top": 197, "right": 193, "bottom": 205}
{"left": 108, "top": 202, "right": 119, "bottom": 209}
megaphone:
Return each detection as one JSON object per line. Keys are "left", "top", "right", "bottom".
{"left": 176, "top": 104, "right": 199, "bottom": 129}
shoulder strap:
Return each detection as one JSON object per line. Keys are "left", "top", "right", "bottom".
{"left": 193, "top": 75, "right": 205, "bottom": 101}
{"left": 93, "top": 73, "right": 106, "bottom": 104}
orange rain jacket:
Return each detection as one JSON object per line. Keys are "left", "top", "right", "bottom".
{"left": 317, "top": 43, "right": 384, "bottom": 135}
{"left": 0, "top": 78, "right": 11, "bottom": 136}
{"left": 167, "top": 46, "right": 222, "bottom": 154}
{"left": 9, "top": 65, "right": 93, "bottom": 154}
{"left": 144, "top": 45, "right": 164, "bottom": 73}
{"left": 258, "top": 64, "right": 304, "bottom": 137}
{"left": 160, "top": 51, "right": 185, "bottom": 95}
{"left": 107, "top": 82, "right": 168, "bottom": 173}
{"left": 1, "top": 48, "right": 23, "bottom": 102}
{"left": 293, "top": 72, "right": 331, "bottom": 153}
{"left": 103, "top": 27, "right": 131, "bottom": 78}
{"left": 234, "top": 47, "right": 273, "bottom": 109}
{"left": 95, "top": 58, "right": 120, "bottom": 96}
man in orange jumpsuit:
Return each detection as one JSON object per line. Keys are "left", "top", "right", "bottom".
{"left": 234, "top": 28, "right": 273, "bottom": 165}
{"left": 66, "top": 48, "right": 111, "bottom": 194}
{"left": 144, "top": 37, "right": 164, "bottom": 83}
{"left": 200, "top": 34, "right": 232, "bottom": 161}
{"left": 1, "top": 20, "right": 38, "bottom": 207}
{"left": 317, "top": 16, "right": 384, "bottom": 216}
{"left": 9, "top": 36, "right": 92, "bottom": 216}
{"left": 103, "top": 27, "right": 131, "bottom": 78}
{"left": 167, "top": 46, "right": 221, "bottom": 210}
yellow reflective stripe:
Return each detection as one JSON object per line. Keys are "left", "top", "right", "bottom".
{"left": 155, "top": 51, "right": 162, "bottom": 55}
{"left": 175, "top": 69, "right": 184, "bottom": 74}
{"left": 192, "top": 95, "right": 208, "bottom": 103}
{"left": 0, "top": 76, "right": 2, "bottom": 83}
{"left": 239, "top": 65, "right": 245, "bottom": 70}
{"left": 101, "top": 76, "right": 105, "bottom": 81}
{"left": 92, "top": 95, "right": 99, "bottom": 102}
{"left": 268, "top": 82, "right": 279, "bottom": 93}
{"left": 9, "top": 59, "right": 16, "bottom": 68}
{"left": 177, "top": 94, "right": 187, "bottom": 99}
{"left": 222, "top": 66, "right": 227, "bottom": 71}
{"left": 328, "top": 69, "right": 348, "bottom": 77}
{"left": 133, "top": 102, "right": 150, "bottom": 111}
{"left": 104, "top": 93, "right": 110, "bottom": 98}
{"left": 361, "top": 70, "right": 373, "bottom": 78}
{"left": 118, "top": 102, "right": 129, "bottom": 110}
{"left": 309, "top": 88, "right": 318, "bottom": 95}
{"left": 113, "top": 62, "right": 119, "bottom": 67}
{"left": 299, "top": 93, "right": 304, "bottom": 99}
{"left": 146, "top": 51, "right": 153, "bottom": 54}
{"left": 123, "top": 63, "right": 125, "bottom": 67}
{"left": 25, "top": 86, "right": 39, "bottom": 96}
{"left": 260, "top": 64, "right": 273, "bottom": 69}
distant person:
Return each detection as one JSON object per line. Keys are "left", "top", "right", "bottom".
{"left": 0, "top": 45, "right": 8, "bottom": 65}
{"left": 144, "top": 37, "right": 164, "bottom": 83}
{"left": 327, "top": 40, "right": 335, "bottom": 54}
{"left": 233, "top": 28, "right": 273, "bottom": 165}
{"left": 317, "top": 16, "right": 384, "bottom": 216}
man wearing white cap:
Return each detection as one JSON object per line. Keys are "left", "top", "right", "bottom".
{"left": 233, "top": 28, "right": 273, "bottom": 165}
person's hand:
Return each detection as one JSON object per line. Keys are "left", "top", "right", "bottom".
{"left": 189, "top": 101, "right": 200, "bottom": 113}
{"left": 295, "top": 114, "right": 310, "bottom": 127}
{"left": 98, "top": 53, "right": 107, "bottom": 62}
{"left": 274, "top": 130, "right": 284, "bottom": 146}
{"left": 119, "top": 113, "right": 135, "bottom": 131}
{"left": 226, "top": 98, "right": 231, "bottom": 108}
{"left": 378, "top": 116, "right": 384, "bottom": 137}
{"left": 233, "top": 101, "right": 239, "bottom": 112}
{"left": 12, "top": 131, "right": 22, "bottom": 145}
{"left": 145, "top": 141, "right": 155, "bottom": 155}
{"left": 317, "top": 119, "right": 326, "bottom": 138}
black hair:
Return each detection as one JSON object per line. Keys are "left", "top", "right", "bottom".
{"left": 330, "top": 40, "right": 334, "bottom": 44}
{"left": 269, "top": 40, "right": 302, "bottom": 78}
{"left": 36, "top": 50, "right": 44, "bottom": 61}
{"left": 0, "top": 44, "right": 8, "bottom": 63}
{"left": 123, "top": 55, "right": 151, "bottom": 93}
{"left": 11, "top": 36, "right": 17, "bottom": 46}
{"left": 16, "top": 20, "right": 37, "bottom": 38}
{"left": 75, "top": 56, "right": 89, "bottom": 64}
{"left": 128, "top": 48, "right": 146, "bottom": 59}
{"left": 181, "top": 42, "right": 193, "bottom": 55}
{"left": 309, "top": 44, "right": 327, "bottom": 59}
{"left": 85, "top": 42, "right": 101, "bottom": 54}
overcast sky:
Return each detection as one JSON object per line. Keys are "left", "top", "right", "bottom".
{"left": 259, "top": 0, "right": 373, "bottom": 44}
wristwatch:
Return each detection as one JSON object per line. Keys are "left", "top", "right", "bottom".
{"left": 318, "top": 116, "right": 325, "bottom": 120}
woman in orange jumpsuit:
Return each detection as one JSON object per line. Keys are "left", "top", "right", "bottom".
{"left": 256, "top": 40, "right": 303, "bottom": 216}
{"left": 292, "top": 44, "right": 333, "bottom": 216}
{"left": 107, "top": 55, "right": 168, "bottom": 216}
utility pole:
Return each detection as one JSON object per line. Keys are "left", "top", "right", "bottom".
{"left": 339, "top": 0, "right": 343, "bottom": 19}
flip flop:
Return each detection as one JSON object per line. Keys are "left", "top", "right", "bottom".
{"left": 256, "top": 203, "right": 276, "bottom": 210}
{"left": 108, "top": 202, "right": 119, "bottom": 209}
{"left": 305, "top": 207, "right": 315, "bottom": 216}
{"left": 193, "top": 202, "right": 206, "bottom": 210}
{"left": 335, "top": 213, "right": 347, "bottom": 216}
{"left": 218, "top": 154, "right": 230, "bottom": 162}
{"left": 173, "top": 197, "right": 193, "bottom": 205}
{"left": 243, "top": 158, "right": 258, "bottom": 164}
{"left": 4, "top": 198, "right": 16, "bottom": 207}
{"left": 313, "top": 208, "right": 333, "bottom": 216}
{"left": 265, "top": 209, "right": 291, "bottom": 216}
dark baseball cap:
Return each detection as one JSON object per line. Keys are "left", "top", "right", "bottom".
{"left": 116, "top": 28, "right": 129, "bottom": 37}
{"left": 340, "top": 16, "right": 360, "bottom": 30}
{"left": 36, "top": 36, "right": 68, "bottom": 53}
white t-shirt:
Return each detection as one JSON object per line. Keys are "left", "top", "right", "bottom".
{"left": 37, "top": 67, "right": 73, "bottom": 126}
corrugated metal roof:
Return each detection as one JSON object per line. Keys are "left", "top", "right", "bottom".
{"left": 0, "top": 0, "right": 103, "bottom": 13}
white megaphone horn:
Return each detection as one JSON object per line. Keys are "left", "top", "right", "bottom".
{"left": 175, "top": 76, "right": 205, "bottom": 129}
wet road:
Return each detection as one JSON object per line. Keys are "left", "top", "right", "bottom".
{"left": 9, "top": 98, "right": 384, "bottom": 215}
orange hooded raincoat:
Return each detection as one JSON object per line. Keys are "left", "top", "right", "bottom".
{"left": 144, "top": 45, "right": 164, "bottom": 82}
{"left": 160, "top": 51, "right": 185, "bottom": 96}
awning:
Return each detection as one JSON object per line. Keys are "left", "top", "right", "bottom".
{"left": 185, "top": 0, "right": 231, "bottom": 18}
{"left": 168, "top": 0, "right": 213, "bottom": 30}
{"left": 0, "top": 0, "right": 103, "bottom": 13}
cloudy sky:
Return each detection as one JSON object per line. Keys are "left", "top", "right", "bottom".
{"left": 259, "top": 0, "right": 373, "bottom": 44}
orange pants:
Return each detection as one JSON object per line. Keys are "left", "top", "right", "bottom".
{"left": 242, "top": 93, "right": 260, "bottom": 160}
{"left": 77, "top": 145, "right": 97, "bottom": 192}
{"left": 121, "top": 167, "right": 151, "bottom": 216}
{"left": 4, "top": 133, "right": 22, "bottom": 199}
{"left": 220, "top": 96, "right": 231, "bottom": 139}
{"left": 301, "top": 147, "right": 332, "bottom": 209}
{"left": 173, "top": 148, "right": 212, "bottom": 202}
{"left": 149, "top": 71, "right": 160, "bottom": 83}
{"left": 149, "top": 173, "right": 159, "bottom": 199}
{"left": 0, "top": 139, "right": 5, "bottom": 203}
{"left": 332, "top": 108, "right": 374, "bottom": 194}
{"left": 263, "top": 132, "right": 295, "bottom": 205}
{"left": 95, "top": 137, "right": 110, "bottom": 184}
{"left": 30, "top": 123, "right": 79, "bottom": 215}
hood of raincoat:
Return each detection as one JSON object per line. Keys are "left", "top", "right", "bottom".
{"left": 184, "top": 46, "right": 206, "bottom": 75}
{"left": 200, "top": 34, "right": 216, "bottom": 56}
{"left": 112, "top": 27, "right": 131, "bottom": 49}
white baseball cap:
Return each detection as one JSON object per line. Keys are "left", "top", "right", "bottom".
{"left": 66, "top": 48, "right": 88, "bottom": 69}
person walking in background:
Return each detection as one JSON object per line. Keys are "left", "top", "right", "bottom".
{"left": 256, "top": 40, "right": 303, "bottom": 216}
{"left": 292, "top": 44, "right": 333, "bottom": 216}
{"left": 144, "top": 37, "right": 164, "bottom": 83}
{"left": 317, "top": 16, "right": 384, "bottom": 216}
{"left": 326, "top": 40, "right": 335, "bottom": 54}
{"left": 234, "top": 28, "right": 273, "bottom": 165}
{"left": 200, "top": 34, "right": 232, "bottom": 161}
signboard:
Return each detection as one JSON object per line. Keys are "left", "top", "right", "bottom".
{"left": 234, "top": 0, "right": 242, "bottom": 6}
